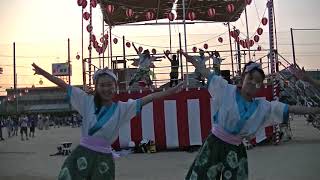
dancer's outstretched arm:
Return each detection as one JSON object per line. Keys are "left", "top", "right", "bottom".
{"left": 181, "top": 51, "right": 211, "bottom": 78}
{"left": 288, "top": 105, "right": 320, "bottom": 115}
{"left": 32, "top": 63, "right": 68, "bottom": 90}
{"left": 140, "top": 82, "right": 184, "bottom": 106}
{"left": 132, "top": 43, "right": 141, "bottom": 55}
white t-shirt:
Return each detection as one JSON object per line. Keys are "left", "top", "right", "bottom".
{"left": 67, "top": 86, "right": 141, "bottom": 144}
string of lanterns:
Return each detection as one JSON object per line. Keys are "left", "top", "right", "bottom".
{"left": 76, "top": 0, "right": 268, "bottom": 55}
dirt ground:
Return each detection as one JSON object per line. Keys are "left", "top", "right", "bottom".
{"left": 0, "top": 116, "right": 319, "bottom": 180}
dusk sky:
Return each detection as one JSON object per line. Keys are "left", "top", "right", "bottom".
{"left": 0, "top": 0, "right": 320, "bottom": 95}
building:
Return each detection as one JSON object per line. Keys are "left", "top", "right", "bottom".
{"left": 0, "top": 86, "right": 82, "bottom": 115}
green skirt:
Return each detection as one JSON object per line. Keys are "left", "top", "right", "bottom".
{"left": 58, "top": 145, "right": 115, "bottom": 180}
{"left": 185, "top": 134, "right": 248, "bottom": 180}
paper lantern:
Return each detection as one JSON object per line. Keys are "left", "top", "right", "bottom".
{"left": 240, "top": 40, "right": 245, "bottom": 47}
{"left": 249, "top": 40, "right": 255, "bottom": 47}
{"left": 257, "top": 28, "right": 263, "bottom": 35}
{"left": 235, "top": 37, "right": 240, "bottom": 43}
{"left": 257, "top": 46, "right": 262, "bottom": 51}
{"left": 90, "top": 34, "right": 96, "bottom": 42}
{"left": 126, "top": 42, "right": 131, "bottom": 48}
{"left": 83, "top": 12, "right": 90, "bottom": 21}
{"left": 90, "top": 0, "right": 97, "bottom": 8}
{"left": 106, "top": 4, "right": 115, "bottom": 14}
{"left": 230, "top": 31, "right": 235, "bottom": 38}
{"left": 104, "top": 34, "right": 109, "bottom": 39}
{"left": 77, "top": 0, "right": 83, "bottom": 6}
{"left": 138, "top": 46, "right": 143, "bottom": 53}
{"left": 113, "top": 38, "right": 118, "bottom": 44}
{"left": 126, "top": 8, "right": 134, "bottom": 18}
{"left": 81, "top": 0, "right": 87, "bottom": 8}
{"left": 245, "top": 0, "right": 252, "bottom": 5}
{"left": 100, "top": 37, "right": 105, "bottom": 43}
{"left": 207, "top": 8, "right": 216, "bottom": 17}
{"left": 254, "top": 35, "right": 260, "bottom": 42}
{"left": 151, "top": 48, "right": 157, "bottom": 54}
{"left": 187, "top": 11, "right": 196, "bottom": 21}
{"left": 226, "top": 4, "right": 235, "bottom": 13}
{"left": 76, "top": 54, "right": 80, "bottom": 60}
{"left": 93, "top": 41, "right": 98, "bottom": 48}
{"left": 86, "top": 25, "right": 93, "bottom": 32}
{"left": 218, "top": 37, "right": 223, "bottom": 43}
{"left": 261, "top": 17, "right": 268, "bottom": 26}
{"left": 204, "top": 43, "right": 208, "bottom": 49}
{"left": 192, "top": 47, "right": 197, "bottom": 53}
{"left": 234, "top": 29, "right": 240, "bottom": 37}
{"left": 145, "top": 11, "right": 155, "bottom": 21}
{"left": 167, "top": 12, "right": 175, "bottom": 21}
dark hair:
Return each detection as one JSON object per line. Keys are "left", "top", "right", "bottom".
{"left": 241, "top": 61, "right": 265, "bottom": 81}
{"left": 172, "top": 55, "right": 177, "bottom": 60}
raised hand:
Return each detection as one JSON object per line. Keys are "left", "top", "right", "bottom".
{"left": 32, "top": 63, "right": 46, "bottom": 76}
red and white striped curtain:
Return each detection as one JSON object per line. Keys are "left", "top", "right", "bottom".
{"left": 112, "top": 86, "right": 275, "bottom": 150}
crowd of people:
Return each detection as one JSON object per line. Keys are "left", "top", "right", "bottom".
{"left": 0, "top": 113, "right": 82, "bottom": 141}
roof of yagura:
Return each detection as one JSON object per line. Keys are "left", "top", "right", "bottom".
{"left": 99, "top": 0, "right": 246, "bottom": 26}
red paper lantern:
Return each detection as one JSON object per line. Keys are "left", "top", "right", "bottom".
{"left": 254, "top": 35, "right": 260, "bottom": 42}
{"left": 245, "top": 0, "right": 252, "bottom": 5}
{"left": 257, "top": 28, "right": 263, "bottom": 35}
{"left": 86, "top": 25, "right": 93, "bottom": 32}
{"left": 207, "top": 8, "right": 216, "bottom": 17}
{"left": 90, "top": 0, "right": 97, "bottom": 8}
{"left": 226, "top": 3, "right": 235, "bottom": 13}
{"left": 145, "top": 11, "right": 155, "bottom": 21}
{"left": 126, "top": 42, "right": 131, "bottom": 48}
{"left": 230, "top": 31, "right": 235, "bottom": 38}
{"left": 249, "top": 40, "right": 255, "bottom": 47}
{"left": 245, "top": 39, "right": 250, "bottom": 48}
{"left": 81, "top": 0, "right": 87, "bottom": 8}
{"left": 218, "top": 37, "right": 223, "bottom": 43}
{"left": 257, "top": 46, "right": 262, "bottom": 51}
{"left": 187, "top": 11, "right": 196, "bottom": 21}
{"left": 235, "top": 37, "right": 240, "bottom": 43}
{"left": 100, "top": 37, "right": 105, "bottom": 43}
{"left": 90, "top": 34, "right": 96, "bottom": 42}
{"left": 240, "top": 40, "right": 245, "bottom": 47}
{"left": 83, "top": 12, "right": 90, "bottom": 20}
{"left": 106, "top": 4, "right": 115, "bottom": 14}
{"left": 167, "top": 12, "right": 175, "bottom": 21}
{"left": 138, "top": 46, "right": 143, "bottom": 53}
{"left": 113, "top": 38, "right": 118, "bottom": 44}
{"left": 77, "top": 0, "right": 83, "bottom": 6}
{"left": 93, "top": 41, "right": 98, "bottom": 48}
{"left": 76, "top": 54, "right": 80, "bottom": 60}
{"left": 126, "top": 8, "right": 134, "bottom": 18}
{"left": 261, "top": 17, "right": 268, "bottom": 26}
{"left": 204, "top": 44, "right": 209, "bottom": 49}
{"left": 192, "top": 47, "right": 197, "bottom": 52}
{"left": 234, "top": 29, "right": 240, "bottom": 37}
{"left": 151, "top": 48, "right": 157, "bottom": 54}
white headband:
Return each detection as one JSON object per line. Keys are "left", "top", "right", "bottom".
{"left": 93, "top": 68, "right": 118, "bottom": 83}
{"left": 245, "top": 63, "right": 262, "bottom": 73}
